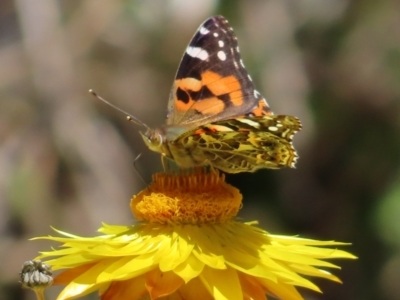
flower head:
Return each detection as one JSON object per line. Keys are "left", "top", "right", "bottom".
{"left": 33, "top": 170, "right": 356, "bottom": 300}
{"left": 20, "top": 260, "right": 53, "bottom": 300}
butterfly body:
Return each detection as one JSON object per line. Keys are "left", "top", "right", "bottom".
{"left": 140, "top": 15, "right": 301, "bottom": 173}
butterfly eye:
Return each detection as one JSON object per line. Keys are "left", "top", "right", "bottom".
{"left": 145, "top": 130, "right": 163, "bottom": 148}
{"left": 154, "top": 132, "right": 163, "bottom": 147}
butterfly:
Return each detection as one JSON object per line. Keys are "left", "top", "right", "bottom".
{"left": 94, "top": 15, "right": 301, "bottom": 173}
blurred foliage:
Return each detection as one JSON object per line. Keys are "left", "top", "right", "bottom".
{"left": 1, "top": 0, "right": 400, "bottom": 299}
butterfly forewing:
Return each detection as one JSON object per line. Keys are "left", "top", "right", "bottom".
{"left": 166, "top": 15, "right": 272, "bottom": 127}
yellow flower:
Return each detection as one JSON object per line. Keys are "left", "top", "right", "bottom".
{"left": 34, "top": 170, "right": 356, "bottom": 300}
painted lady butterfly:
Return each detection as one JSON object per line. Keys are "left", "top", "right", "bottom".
{"left": 94, "top": 16, "right": 302, "bottom": 173}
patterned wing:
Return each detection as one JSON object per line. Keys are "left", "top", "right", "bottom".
{"left": 166, "top": 15, "right": 272, "bottom": 128}
{"left": 174, "top": 115, "right": 302, "bottom": 173}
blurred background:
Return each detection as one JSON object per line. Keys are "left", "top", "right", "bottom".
{"left": 1, "top": 0, "right": 400, "bottom": 299}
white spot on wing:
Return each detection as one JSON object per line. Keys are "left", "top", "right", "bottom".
{"left": 218, "top": 40, "right": 224, "bottom": 47}
{"left": 240, "top": 59, "right": 245, "bottom": 68}
{"left": 237, "top": 118, "right": 260, "bottom": 128}
{"left": 199, "top": 27, "right": 209, "bottom": 35}
{"left": 268, "top": 126, "right": 278, "bottom": 131}
{"left": 209, "top": 125, "right": 234, "bottom": 132}
{"left": 248, "top": 74, "right": 253, "bottom": 81}
{"left": 217, "top": 51, "right": 227, "bottom": 61}
{"left": 213, "top": 32, "right": 219, "bottom": 37}
{"left": 253, "top": 90, "right": 260, "bottom": 98}
{"left": 236, "top": 46, "right": 240, "bottom": 53}
{"left": 186, "top": 46, "right": 209, "bottom": 61}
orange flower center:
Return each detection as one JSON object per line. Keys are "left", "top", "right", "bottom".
{"left": 131, "top": 169, "right": 242, "bottom": 224}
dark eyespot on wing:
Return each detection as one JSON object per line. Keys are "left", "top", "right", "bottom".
{"left": 188, "top": 85, "right": 215, "bottom": 100}
{"left": 176, "top": 87, "right": 190, "bottom": 103}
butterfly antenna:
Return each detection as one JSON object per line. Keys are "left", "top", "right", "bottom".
{"left": 89, "top": 89, "right": 150, "bottom": 131}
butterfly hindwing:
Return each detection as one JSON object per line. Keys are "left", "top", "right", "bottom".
{"left": 168, "top": 115, "right": 301, "bottom": 173}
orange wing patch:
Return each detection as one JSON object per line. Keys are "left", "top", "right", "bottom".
{"left": 178, "top": 77, "right": 202, "bottom": 92}
{"left": 190, "top": 98, "right": 225, "bottom": 115}
{"left": 173, "top": 71, "right": 244, "bottom": 115}
{"left": 201, "top": 71, "right": 243, "bottom": 107}
{"left": 251, "top": 99, "right": 272, "bottom": 116}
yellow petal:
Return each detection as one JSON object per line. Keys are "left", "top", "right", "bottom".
{"left": 289, "top": 264, "right": 341, "bottom": 283}
{"left": 159, "top": 234, "right": 193, "bottom": 272}
{"left": 145, "top": 269, "right": 184, "bottom": 299}
{"left": 238, "top": 273, "right": 267, "bottom": 300}
{"left": 258, "top": 278, "right": 304, "bottom": 300}
{"left": 223, "top": 246, "right": 279, "bottom": 280}
{"left": 200, "top": 266, "right": 242, "bottom": 300}
{"left": 100, "top": 275, "right": 147, "bottom": 300}
{"left": 188, "top": 225, "right": 226, "bottom": 269}
{"left": 54, "top": 264, "right": 95, "bottom": 285}
{"left": 173, "top": 254, "right": 205, "bottom": 283}
{"left": 57, "top": 282, "right": 107, "bottom": 300}
{"left": 98, "top": 253, "right": 157, "bottom": 281}
{"left": 263, "top": 245, "right": 342, "bottom": 268}
{"left": 178, "top": 277, "right": 213, "bottom": 300}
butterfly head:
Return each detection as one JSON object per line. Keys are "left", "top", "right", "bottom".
{"left": 140, "top": 128, "right": 164, "bottom": 154}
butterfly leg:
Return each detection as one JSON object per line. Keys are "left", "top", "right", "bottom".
{"left": 133, "top": 153, "right": 148, "bottom": 187}
{"left": 161, "top": 154, "right": 176, "bottom": 173}
{"left": 208, "top": 162, "right": 220, "bottom": 175}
